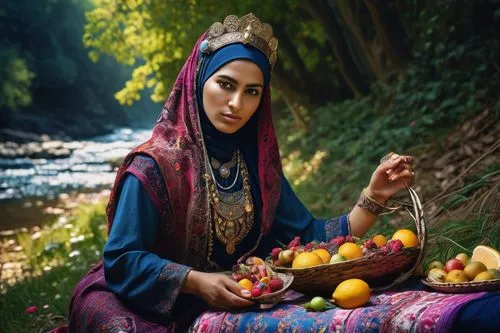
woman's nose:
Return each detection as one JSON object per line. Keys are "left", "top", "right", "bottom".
{"left": 228, "top": 92, "right": 243, "bottom": 112}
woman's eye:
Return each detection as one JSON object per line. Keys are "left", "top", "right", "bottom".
{"left": 246, "top": 89, "right": 260, "bottom": 96}
{"left": 218, "top": 81, "right": 232, "bottom": 90}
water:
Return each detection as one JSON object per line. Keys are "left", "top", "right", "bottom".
{"left": 0, "top": 128, "right": 152, "bottom": 230}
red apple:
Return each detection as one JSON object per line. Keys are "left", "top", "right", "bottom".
{"left": 444, "top": 258, "right": 464, "bottom": 272}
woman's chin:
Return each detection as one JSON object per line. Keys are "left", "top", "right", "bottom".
{"left": 214, "top": 122, "right": 241, "bottom": 134}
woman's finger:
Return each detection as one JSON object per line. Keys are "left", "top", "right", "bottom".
{"left": 380, "top": 155, "right": 414, "bottom": 174}
{"left": 388, "top": 163, "right": 412, "bottom": 180}
{"left": 223, "top": 277, "right": 254, "bottom": 306}
{"left": 390, "top": 168, "right": 415, "bottom": 183}
{"left": 222, "top": 288, "right": 255, "bottom": 307}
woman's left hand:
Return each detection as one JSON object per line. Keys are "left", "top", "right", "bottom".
{"left": 366, "top": 152, "right": 415, "bottom": 203}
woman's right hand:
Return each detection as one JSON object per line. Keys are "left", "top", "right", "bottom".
{"left": 182, "top": 270, "right": 254, "bottom": 310}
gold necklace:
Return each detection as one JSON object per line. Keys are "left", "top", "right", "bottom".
{"left": 210, "top": 151, "right": 238, "bottom": 179}
{"left": 206, "top": 153, "right": 254, "bottom": 255}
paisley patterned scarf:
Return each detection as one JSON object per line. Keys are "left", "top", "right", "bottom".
{"left": 105, "top": 33, "right": 282, "bottom": 270}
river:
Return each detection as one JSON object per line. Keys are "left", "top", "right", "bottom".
{"left": 0, "top": 128, "right": 152, "bottom": 231}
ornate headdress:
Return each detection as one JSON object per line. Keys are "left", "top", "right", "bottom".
{"left": 199, "top": 13, "right": 278, "bottom": 67}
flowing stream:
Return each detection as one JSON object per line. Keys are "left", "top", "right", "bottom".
{"left": 0, "top": 128, "right": 152, "bottom": 231}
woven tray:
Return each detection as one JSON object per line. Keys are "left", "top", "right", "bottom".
{"left": 273, "top": 187, "right": 427, "bottom": 294}
{"left": 422, "top": 278, "right": 500, "bottom": 293}
{"left": 223, "top": 271, "right": 294, "bottom": 304}
{"left": 252, "top": 272, "right": 294, "bottom": 304}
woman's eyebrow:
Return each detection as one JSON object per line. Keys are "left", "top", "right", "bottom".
{"left": 216, "top": 74, "right": 263, "bottom": 88}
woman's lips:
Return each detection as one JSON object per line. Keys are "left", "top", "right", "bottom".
{"left": 221, "top": 113, "right": 241, "bottom": 123}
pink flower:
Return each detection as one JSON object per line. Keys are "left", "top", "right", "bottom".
{"left": 26, "top": 305, "right": 38, "bottom": 314}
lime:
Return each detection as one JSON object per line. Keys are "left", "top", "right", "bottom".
{"left": 310, "top": 296, "right": 326, "bottom": 311}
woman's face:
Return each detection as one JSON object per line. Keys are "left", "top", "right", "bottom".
{"left": 202, "top": 60, "right": 264, "bottom": 134}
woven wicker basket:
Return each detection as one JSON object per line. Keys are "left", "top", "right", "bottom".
{"left": 273, "top": 187, "right": 427, "bottom": 294}
{"left": 422, "top": 278, "right": 500, "bottom": 293}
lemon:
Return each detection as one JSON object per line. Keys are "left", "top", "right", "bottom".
{"left": 312, "top": 248, "right": 331, "bottom": 264}
{"left": 471, "top": 245, "right": 500, "bottom": 270}
{"left": 292, "top": 252, "right": 323, "bottom": 268}
{"left": 338, "top": 242, "right": 363, "bottom": 260}
{"left": 332, "top": 279, "right": 371, "bottom": 309}
{"left": 238, "top": 278, "right": 253, "bottom": 291}
{"left": 372, "top": 234, "right": 388, "bottom": 247}
{"left": 391, "top": 229, "right": 419, "bottom": 247}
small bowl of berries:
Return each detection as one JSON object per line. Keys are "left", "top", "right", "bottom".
{"left": 231, "top": 256, "right": 294, "bottom": 305}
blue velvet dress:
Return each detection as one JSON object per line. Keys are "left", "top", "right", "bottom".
{"left": 103, "top": 155, "right": 349, "bottom": 314}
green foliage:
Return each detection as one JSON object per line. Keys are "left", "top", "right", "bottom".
{"left": 1, "top": 0, "right": 139, "bottom": 134}
{"left": 425, "top": 214, "right": 500, "bottom": 267}
{"left": 0, "top": 50, "right": 35, "bottom": 111}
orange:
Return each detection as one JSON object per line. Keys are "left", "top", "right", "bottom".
{"left": 312, "top": 248, "right": 332, "bottom": 264}
{"left": 260, "top": 277, "right": 270, "bottom": 284}
{"left": 238, "top": 278, "right": 253, "bottom": 291}
{"left": 471, "top": 245, "right": 500, "bottom": 269}
{"left": 391, "top": 229, "right": 419, "bottom": 247}
{"left": 332, "top": 279, "right": 371, "bottom": 309}
{"left": 372, "top": 234, "right": 387, "bottom": 247}
{"left": 338, "top": 242, "right": 363, "bottom": 260}
{"left": 292, "top": 252, "right": 323, "bottom": 268}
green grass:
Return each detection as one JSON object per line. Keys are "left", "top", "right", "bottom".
{"left": 0, "top": 202, "right": 108, "bottom": 332}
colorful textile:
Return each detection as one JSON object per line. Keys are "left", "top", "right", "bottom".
{"left": 66, "top": 262, "right": 205, "bottom": 333}
{"left": 189, "top": 290, "right": 491, "bottom": 333}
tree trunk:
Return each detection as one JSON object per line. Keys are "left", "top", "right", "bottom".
{"left": 304, "top": 0, "right": 369, "bottom": 98}
{"left": 335, "top": 0, "right": 384, "bottom": 81}
{"left": 273, "top": 24, "right": 312, "bottom": 86}
{"left": 272, "top": 62, "right": 311, "bottom": 128}
{"left": 364, "top": 0, "right": 410, "bottom": 71}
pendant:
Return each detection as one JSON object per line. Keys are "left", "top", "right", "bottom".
{"left": 226, "top": 242, "right": 235, "bottom": 255}
{"left": 220, "top": 165, "right": 230, "bottom": 179}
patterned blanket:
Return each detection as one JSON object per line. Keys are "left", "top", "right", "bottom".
{"left": 189, "top": 289, "right": 486, "bottom": 333}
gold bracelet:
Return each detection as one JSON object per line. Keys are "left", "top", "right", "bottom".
{"left": 356, "top": 188, "right": 384, "bottom": 215}
{"left": 357, "top": 188, "right": 401, "bottom": 216}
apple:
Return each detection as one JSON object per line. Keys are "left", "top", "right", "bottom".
{"left": 426, "top": 261, "right": 445, "bottom": 272}
{"left": 329, "top": 254, "right": 347, "bottom": 264}
{"left": 455, "top": 253, "right": 469, "bottom": 266}
{"left": 278, "top": 249, "right": 295, "bottom": 265}
{"left": 444, "top": 258, "right": 464, "bottom": 273}
{"left": 445, "top": 269, "right": 469, "bottom": 283}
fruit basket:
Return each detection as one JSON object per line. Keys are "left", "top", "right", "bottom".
{"left": 421, "top": 278, "right": 500, "bottom": 293}
{"left": 272, "top": 186, "right": 427, "bottom": 294}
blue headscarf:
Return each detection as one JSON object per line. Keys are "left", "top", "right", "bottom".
{"left": 196, "top": 43, "right": 271, "bottom": 160}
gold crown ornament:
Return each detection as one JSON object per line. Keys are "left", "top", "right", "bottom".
{"left": 199, "top": 13, "right": 278, "bottom": 67}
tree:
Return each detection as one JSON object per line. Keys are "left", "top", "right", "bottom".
{"left": 364, "top": 0, "right": 410, "bottom": 72}
{"left": 303, "top": 0, "right": 369, "bottom": 98}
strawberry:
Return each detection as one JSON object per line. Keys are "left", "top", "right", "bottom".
{"left": 387, "top": 239, "right": 404, "bottom": 253}
{"left": 304, "top": 243, "right": 314, "bottom": 251}
{"left": 273, "top": 259, "right": 282, "bottom": 267}
{"left": 330, "top": 236, "right": 345, "bottom": 247}
{"left": 288, "top": 236, "right": 301, "bottom": 249}
{"left": 269, "top": 278, "right": 283, "bottom": 292}
{"left": 232, "top": 273, "right": 250, "bottom": 282}
{"left": 363, "top": 239, "right": 377, "bottom": 250}
{"left": 271, "top": 247, "right": 282, "bottom": 260}
{"left": 251, "top": 287, "right": 262, "bottom": 297}
{"left": 345, "top": 235, "right": 355, "bottom": 243}
{"left": 261, "top": 285, "right": 273, "bottom": 295}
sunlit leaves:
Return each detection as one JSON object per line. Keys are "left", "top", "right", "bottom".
{"left": 0, "top": 52, "right": 36, "bottom": 111}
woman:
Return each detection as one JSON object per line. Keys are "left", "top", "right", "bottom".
{"left": 65, "top": 13, "right": 414, "bottom": 332}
